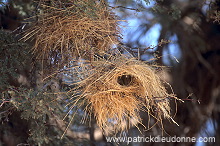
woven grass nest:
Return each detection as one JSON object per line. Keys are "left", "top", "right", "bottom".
{"left": 23, "top": 0, "right": 120, "bottom": 61}
{"left": 67, "top": 55, "right": 178, "bottom": 135}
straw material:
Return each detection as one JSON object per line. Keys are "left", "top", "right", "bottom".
{"left": 25, "top": 0, "right": 177, "bottom": 136}
{"left": 23, "top": 0, "right": 120, "bottom": 61}
{"left": 68, "top": 55, "right": 175, "bottom": 135}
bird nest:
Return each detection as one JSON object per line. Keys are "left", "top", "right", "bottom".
{"left": 23, "top": 0, "right": 120, "bottom": 62}
{"left": 66, "top": 55, "right": 177, "bottom": 135}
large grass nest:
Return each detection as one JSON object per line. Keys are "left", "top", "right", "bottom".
{"left": 23, "top": 0, "right": 120, "bottom": 62}
{"left": 66, "top": 55, "right": 178, "bottom": 135}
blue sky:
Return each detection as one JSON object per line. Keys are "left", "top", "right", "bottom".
{"left": 0, "top": 0, "right": 215, "bottom": 144}
{"left": 116, "top": 4, "right": 181, "bottom": 65}
{"left": 111, "top": 1, "right": 215, "bottom": 145}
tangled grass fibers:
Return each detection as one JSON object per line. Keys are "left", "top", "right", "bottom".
{"left": 23, "top": 0, "right": 120, "bottom": 61}
{"left": 66, "top": 55, "right": 178, "bottom": 135}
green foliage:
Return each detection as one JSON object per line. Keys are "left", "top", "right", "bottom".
{"left": 152, "top": 3, "right": 181, "bottom": 20}
{"left": 38, "top": 0, "right": 106, "bottom": 20}
{"left": 12, "top": 90, "right": 54, "bottom": 120}
{"left": 0, "top": 30, "right": 30, "bottom": 90}
{"left": 71, "top": 0, "right": 104, "bottom": 18}
{"left": 143, "top": 0, "right": 151, "bottom": 5}
{"left": 1, "top": 86, "right": 74, "bottom": 145}
{"left": 0, "top": 2, "right": 93, "bottom": 145}
{"left": 169, "top": 4, "right": 181, "bottom": 20}
{"left": 12, "top": 0, "right": 35, "bottom": 17}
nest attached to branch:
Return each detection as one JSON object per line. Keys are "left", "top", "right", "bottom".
{"left": 23, "top": 0, "right": 120, "bottom": 62}
{"left": 68, "top": 55, "right": 177, "bottom": 135}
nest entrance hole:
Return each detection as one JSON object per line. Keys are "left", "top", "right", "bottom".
{"left": 117, "top": 74, "right": 134, "bottom": 86}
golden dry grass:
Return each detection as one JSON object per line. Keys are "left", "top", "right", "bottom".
{"left": 23, "top": 0, "right": 120, "bottom": 61}
{"left": 27, "top": 0, "right": 179, "bottom": 137}
{"left": 66, "top": 55, "right": 177, "bottom": 135}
